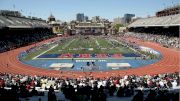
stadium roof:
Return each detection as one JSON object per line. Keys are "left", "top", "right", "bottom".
{"left": 0, "top": 15, "right": 50, "bottom": 29}
{"left": 128, "top": 14, "right": 180, "bottom": 28}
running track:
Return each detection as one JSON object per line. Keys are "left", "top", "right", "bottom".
{"left": 0, "top": 37, "right": 179, "bottom": 78}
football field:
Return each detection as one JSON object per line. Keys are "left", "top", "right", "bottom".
{"left": 23, "top": 36, "right": 138, "bottom": 60}
{"left": 20, "top": 36, "right": 160, "bottom": 71}
{"left": 46, "top": 36, "right": 134, "bottom": 54}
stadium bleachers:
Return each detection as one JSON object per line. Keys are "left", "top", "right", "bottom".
{"left": 0, "top": 15, "right": 50, "bottom": 28}
{"left": 128, "top": 14, "right": 180, "bottom": 27}
{"left": 0, "top": 11, "right": 56, "bottom": 53}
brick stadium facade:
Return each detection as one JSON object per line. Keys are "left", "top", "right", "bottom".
{"left": 156, "top": 5, "right": 180, "bottom": 17}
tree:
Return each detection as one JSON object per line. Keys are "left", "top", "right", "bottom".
{"left": 113, "top": 24, "right": 124, "bottom": 31}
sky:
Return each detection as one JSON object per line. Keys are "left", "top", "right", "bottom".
{"left": 0, "top": 0, "right": 179, "bottom": 21}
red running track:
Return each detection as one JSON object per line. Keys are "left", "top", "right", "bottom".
{"left": 0, "top": 37, "right": 179, "bottom": 78}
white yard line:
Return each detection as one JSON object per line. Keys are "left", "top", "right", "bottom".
{"left": 32, "top": 44, "right": 58, "bottom": 60}
{"left": 95, "top": 40, "right": 100, "bottom": 46}
{"left": 63, "top": 39, "right": 75, "bottom": 49}
{"left": 113, "top": 39, "right": 140, "bottom": 54}
{"left": 33, "top": 39, "right": 75, "bottom": 60}
{"left": 107, "top": 39, "right": 115, "bottom": 47}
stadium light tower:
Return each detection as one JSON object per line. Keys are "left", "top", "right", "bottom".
{"left": 13, "top": 4, "right": 15, "bottom": 10}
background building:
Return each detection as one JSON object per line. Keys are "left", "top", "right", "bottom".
{"left": 113, "top": 14, "right": 135, "bottom": 26}
{"left": 0, "top": 10, "right": 21, "bottom": 17}
{"left": 156, "top": 5, "right": 180, "bottom": 17}
{"left": 47, "top": 14, "right": 65, "bottom": 35}
{"left": 47, "top": 14, "right": 56, "bottom": 23}
{"left": 76, "top": 13, "right": 84, "bottom": 22}
{"left": 113, "top": 17, "right": 124, "bottom": 24}
{"left": 92, "top": 16, "right": 100, "bottom": 23}
{"left": 84, "top": 16, "right": 89, "bottom": 22}
{"left": 123, "top": 13, "right": 135, "bottom": 24}
{"left": 74, "top": 22, "right": 105, "bottom": 35}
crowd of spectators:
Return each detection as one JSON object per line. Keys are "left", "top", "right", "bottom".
{"left": 124, "top": 32, "right": 180, "bottom": 49}
{"left": 107, "top": 35, "right": 159, "bottom": 59}
{"left": 0, "top": 29, "right": 56, "bottom": 53}
{"left": 0, "top": 72, "right": 179, "bottom": 101}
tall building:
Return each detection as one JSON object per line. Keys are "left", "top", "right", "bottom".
{"left": 113, "top": 17, "right": 124, "bottom": 24}
{"left": 123, "top": 14, "right": 135, "bottom": 24}
{"left": 113, "top": 14, "right": 135, "bottom": 26}
{"left": 92, "top": 16, "right": 100, "bottom": 22}
{"left": 84, "top": 16, "right": 89, "bottom": 22}
{"left": 76, "top": 13, "right": 84, "bottom": 22}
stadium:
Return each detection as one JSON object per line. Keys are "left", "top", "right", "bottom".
{"left": 0, "top": 1, "right": 179, "bottom": 101}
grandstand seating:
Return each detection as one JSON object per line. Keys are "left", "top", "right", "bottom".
{"left": 0, "top": 12, "right": 56, "bottom": 53}
{"left": 0, "top": 15, "right": 50, "bottom": 28}
{"left": 128, "top": 14, "right": 180, "bottom": 27}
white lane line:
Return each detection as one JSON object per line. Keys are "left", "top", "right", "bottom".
{"left": 32, "top": 44, "right": 58, "bottom": 60}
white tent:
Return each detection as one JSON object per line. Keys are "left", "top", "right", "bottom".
{"left": 107, "top": 63, "right": 131, "bottom": 69}
{"left": 49, "top": 63, "right": 74, "bottom": 70}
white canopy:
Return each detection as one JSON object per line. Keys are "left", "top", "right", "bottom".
{"left": 107, "top": 63, "right": 131, "bottom": 68}
{"left": 49, "top": 63, "right": 74, "bottom": 69}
